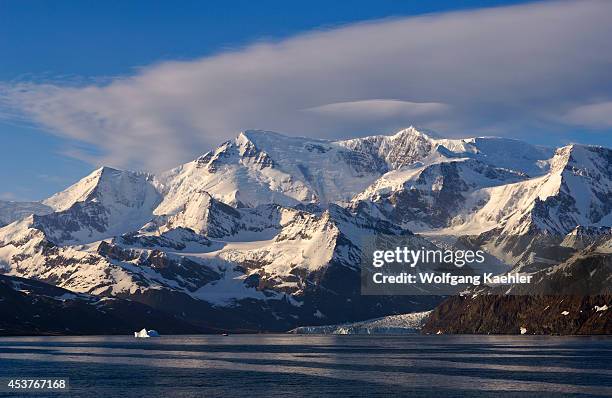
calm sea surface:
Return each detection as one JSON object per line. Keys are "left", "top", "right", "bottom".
{"left": 0, "top": 335, "right": 610, "bottom": 397}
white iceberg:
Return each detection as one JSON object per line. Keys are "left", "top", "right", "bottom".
{"left": 134, "top": 328, "right": 160, "bottom": 338}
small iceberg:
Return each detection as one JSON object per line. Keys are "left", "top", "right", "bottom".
{"left": 134, "top": 328, "right": 160, "bottom": 338}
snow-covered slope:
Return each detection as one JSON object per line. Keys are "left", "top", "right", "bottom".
{"left": 154, "top": 128, "right": 396, "bottom": 210}
{"left": 0, "top": 215, "right": 221, "bottom": 296}
{"left": 0, "top": 189, "right": 435, "bottom": 328}
{"left": 351, "top": 156, "right": 527, "bottom": 230}
{"left": 0, "top": 200, "right": 52, "bottom": 227}
{"left": 435, "top": 136, "right": 553, "bottom": 176}
{"left": 36, "top": 167, "right": 161, "bottom": 244}
{"left": 155, "top": 133, "right": 317, "bottom": 210}
{"left": 339, "top": 127, "right": 552, "bottom": 176}
{"left": 475, "top": 145, "right": 611, "bottom": 236}
{"left": 442, "top": 144, "right": 612, "bottom": 265}
{"left": 151, "top": 191, "right": 298, "bottom": 241}
{"left": 155, "top": 127, "right": 552, "bottom": 211}
{"left": 471, "top": 145, "right": 612, "bottom": 235}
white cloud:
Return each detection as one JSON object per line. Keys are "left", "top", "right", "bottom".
{"left": 564, "top": 101, "right": 612, "bottom": 128}
{"left": 1, "top": 0, "right": 612, "bottom": 172}
{"left": 305, "top": 99, "right": 450, "bottom": 120}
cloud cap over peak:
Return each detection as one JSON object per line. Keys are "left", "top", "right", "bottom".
{"left": 2, "top": 0, "right": 612, "bottom": 172}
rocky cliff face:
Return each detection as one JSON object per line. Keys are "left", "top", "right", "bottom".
{"left": 422, "top": 295, "right": 611, "bottom": 335}
{"left": 423, "top": 245, "right": 612, "bottom": 335}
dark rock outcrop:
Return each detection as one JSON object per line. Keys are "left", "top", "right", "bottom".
{"left": 422, "top": 294, "right": 611, "bottom": 335}
{"left": 0, "top": 274, "right": 205, "bottom": 336}
{"left": 423, "top": 249, "right": 612, "bottom": 335}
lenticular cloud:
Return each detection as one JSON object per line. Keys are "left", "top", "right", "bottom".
{"left": 1, "top": 0, "right": 612, "bottom": 172}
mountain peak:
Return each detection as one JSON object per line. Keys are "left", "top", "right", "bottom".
{"left": 391, "top": 126, "right": 437, "bottom": 140}
{"left": 95, "top": 165, "right": 121, "bottom": 174}
{"left": 42, "top": 167, "right": 110, "bottom": 211}
{"left": 550, "top": 143, "right": 612, "bottom": 174}
{"left": 42, "top": 166, "right": 158, "bottom": 213}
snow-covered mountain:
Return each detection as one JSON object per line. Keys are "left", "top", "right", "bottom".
{"left": 476, "top": 145, "right": 611, "bottom": 235}
{"left": 0, "top": 127, "right": 609, "bottom": 332}
{"left": 452, "top": 144, "right": 612, "bottom": 266}
{"left": 36, "top": 167, "right": 161, "bottom": 244}
{"left": 0, "top": 200, "right": 52, "bottom": 227}
{"left": 351, "top": 156, "right": 528, "bottom": 230}
{"left": 155, "top": 127, "right": 552, "bottom": 210}
{"left": 339, "top": 128, "right": 552, "bottom": 176}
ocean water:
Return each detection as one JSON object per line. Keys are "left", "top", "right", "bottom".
{"left": 0, "top": 335, "right": 610, "bottom": 397}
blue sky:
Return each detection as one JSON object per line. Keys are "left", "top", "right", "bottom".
{"left": 1, "top": 0, "right": 611, "bottom": 201}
